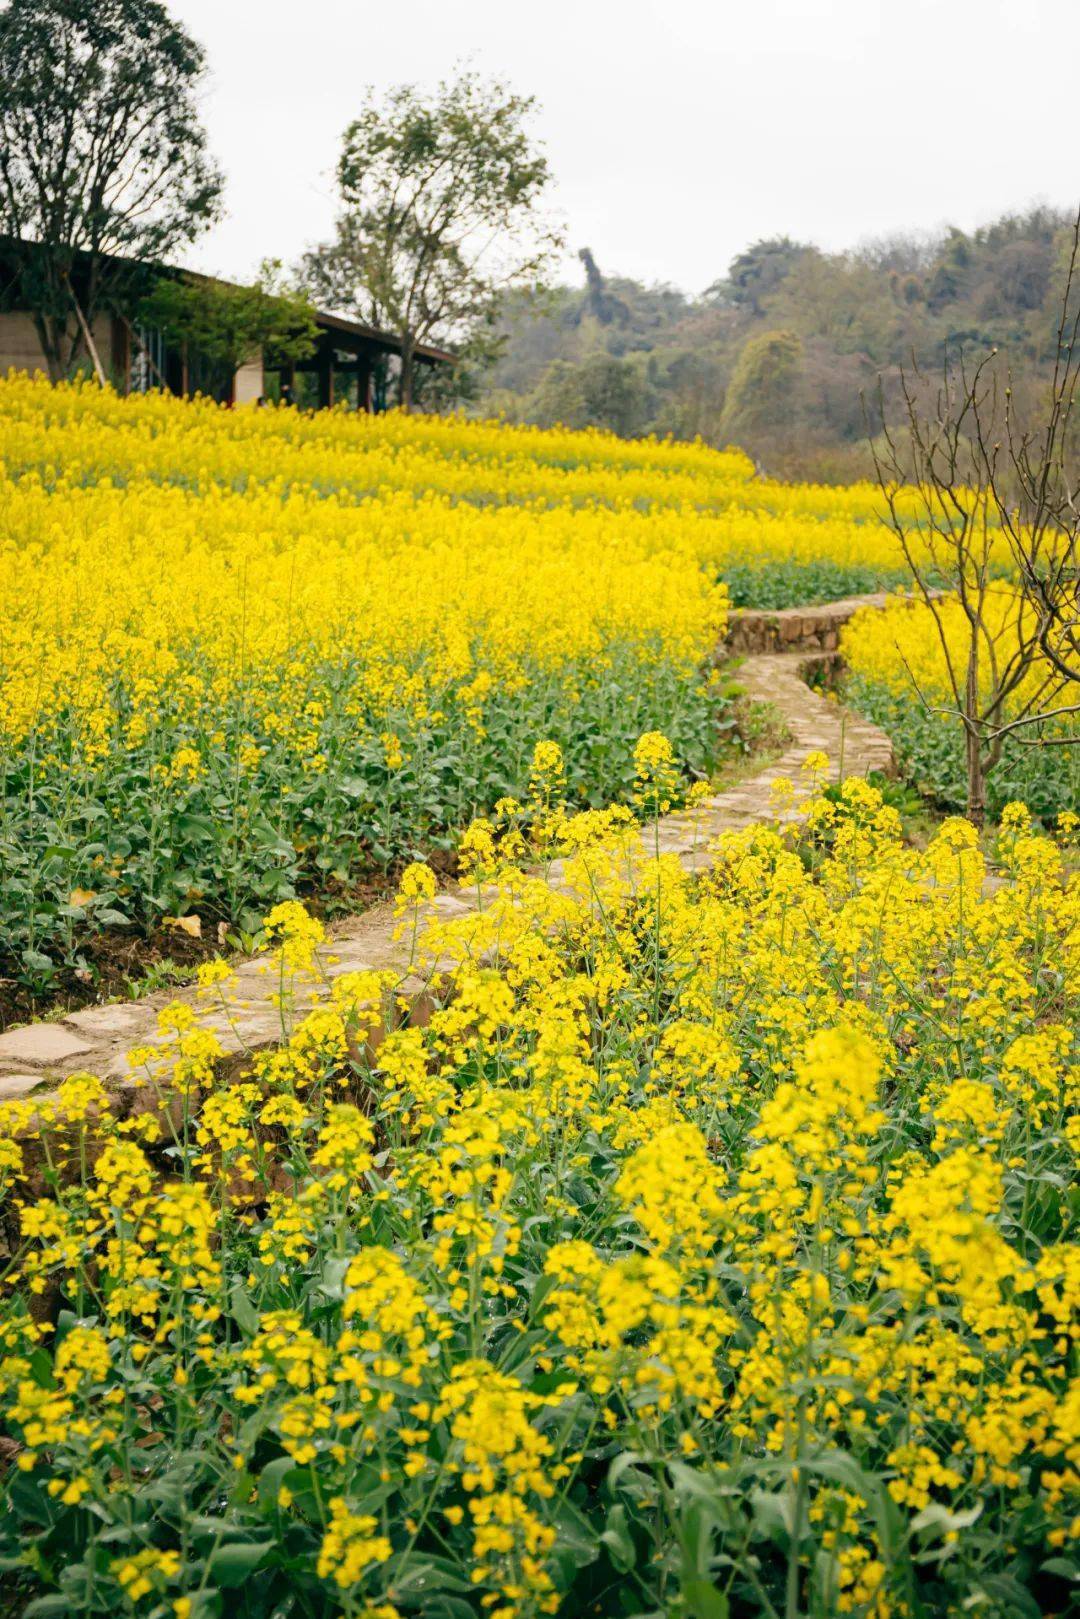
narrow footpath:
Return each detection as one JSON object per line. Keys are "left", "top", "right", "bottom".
{"left": 0, "top": 594, "right": 894, "bottom": 1102}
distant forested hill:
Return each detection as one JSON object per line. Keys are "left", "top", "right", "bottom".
{"left": 474, "top": 209, "right": 1075, "bottom": 480}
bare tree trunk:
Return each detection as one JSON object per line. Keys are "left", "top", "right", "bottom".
{"left": 67, "top": 282, "right": 106, "bottom": 385}
{"left": 868, "top": 254, "right": 1080, "bottom": 809}
{"left": 965, "top": 728, "right": 986, "bottom": 827}
{"left": 964, "top": 634, "right": 985, "bottom": 827}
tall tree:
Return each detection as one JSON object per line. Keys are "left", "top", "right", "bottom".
{"left": 301, "top": 69, "right": 561, "bottom": 409}
{"left": 720, "top": 329, "right": 804, "bottom": 444}
{"left": 0, "top": 0, "right": 222, "bottom": 381}
{"left": 709, "top": 237, "right": 809, "bottom": 315}
{"left": 526, "top": 351, "right": 652, "bottom": 437}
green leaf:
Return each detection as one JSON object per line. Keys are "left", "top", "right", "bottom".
{"left": 599, "top": 1502, "right": 636, "bottom": 1573}
{"left": 607, "top": 1450, "right": 649, "bottom": 1493}
{"left": 257, "top": 1455, "right": 301, "bottom": 1513}
{"left": 971, "top": 1575, "right": 1043, "bottom": 1618}
{"left": 389, "top": 1554, "right": 474, "bottom": 1598}
{"left": 205, "top": 1541, "right": 269, "bottom": 1586}
{"left": 174, "top": 813, "right": 218, "bottom": 840}
{"left": 416, "top": 1600, "right": 476, "bottom": 1619}
{"left": 229, "top": 1280, "right": 260, "bottom": 1337}
{"left": 8, "top": 1472, "right": 53, "bottom": 1528}
{"left": 21, "top": 948, "right": 55, "bottom": 976}
{"left": 316, "top": 1255, "right": 351, "bottom": 1302}
{"left": 549, "top": 1499, "right": 598, "bottom": 1572}
{"left": 680, "top": 1576, "right": 730, "bottom": 1619}
{"left": 749, "top": 1487, "right": 794, "bottom": 1544}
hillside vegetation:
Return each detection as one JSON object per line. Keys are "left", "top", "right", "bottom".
{"left": 480, "top": 208, "right": 1077, "bottom": 479}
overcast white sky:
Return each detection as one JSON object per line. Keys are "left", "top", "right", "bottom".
{"left": 170, "top": 0, "right": 1080, "bottom": 295}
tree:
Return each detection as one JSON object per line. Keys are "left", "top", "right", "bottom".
{"left": 708, "top": 237, "right": 809, "bottom": 314}
{"left": 925, "top": 227, "right": 972, "bottom": 313}
{"left": 985, "top": 211, "right": 1080, "bottom": 708}
{"left": 720, "top": 329, "right": 803, "bottom": 445}
{"left": 525, "top": 352, "right": 653, "bottom": 437}
{"left": 578, "top": 248, "right": 630, "bottom": 328}
{"left": 870, "top": 318, "right": 1080, "bottom": 825}
{"left": 300, "top": 69, "right": 561, "bottom": 409}
{"left": 0, "top": 0, "right": 222, "bottom": 381}
{"left": 140, "top": 263, "right": 320, "bottom": 398}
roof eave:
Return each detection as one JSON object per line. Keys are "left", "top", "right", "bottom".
{"left": 312, "top": 308, "right": 455, "bottom": 364}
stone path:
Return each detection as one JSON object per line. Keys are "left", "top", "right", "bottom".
{"left": 0, "top": 595, "right": 894, "bottom": 1103}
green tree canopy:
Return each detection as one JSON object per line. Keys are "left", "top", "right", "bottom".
{"left": 524, "top": 351, "right": 653, "bottom": 437}
{"left": 299, "top": 68, "right": 561, "bottom": 408}
{"left": 710, "top": 237, "right": 810, "bottom": 314}
{"left": 0, "top": 0, "right": 222, "bottom": 380}
{"left": 720, "top": 329, "right": 804, "bottom": 443}
{"left": 140, "top": 265, "right": 320, "bottom": 395}
{"left": 477, "top": 204, "right": 1080, "bottom": 478}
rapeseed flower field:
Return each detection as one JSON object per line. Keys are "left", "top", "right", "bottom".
{"left": 0, "top": 375, "right": 937, "bottom": 994}
{"left": 0, "top": 780, "right": 1076, "bottom": 1616}
{"left": 842, "top": 593, "right": 1079, "bottom": 818}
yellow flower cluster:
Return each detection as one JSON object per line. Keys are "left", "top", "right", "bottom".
{"left": 841, "top": 589, "right": 1078, "bottom": 815}
{"left": 841, "top": 587, "right": 1066, "bottom": 718}
{"left": 2, "top": 373, "right": 1017, "bottom": 984}
{"left": 0, "top": 770, "right": 1075, "bottom": 1616}
{"left": 0, "top": 373, "right": 788, "bottom": 979}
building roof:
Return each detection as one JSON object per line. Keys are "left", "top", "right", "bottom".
{"left": 0, "top": 236, "right": 455, "bottom": 366}
{"left": 312, "top": 307, "right": 455, "bottom": 365}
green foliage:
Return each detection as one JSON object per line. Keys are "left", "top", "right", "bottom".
{"left": 0, "top": 0, "right": 222, "bottom": 380}
{"left": 524, "top": 351, "right": 654, "bottom": 436}
{"left": 479, "top": 206, "right": 1080, "bottom": 476}
{"left": 298, "top": 69, "right": 561, "bottom": 407}
{"left": 140, "top": 265, "right": 320, "bottom": 389}
{"left": 846, "top": 675, "right": 1080, "bottom": 821}
{"left": 709, "top": 234, "right": 810, "bottom": 314}
{"left": 0, "top": 646, "right": 728, "bottom": 995}
{"left": 723, "top": 559, "right": 909, "bottom": 610}
{"left": 1, "top": 795, "right": 1075, "bottom": 1617}
{"left": 720, "top": 329, "right": 803, "bottom": 443}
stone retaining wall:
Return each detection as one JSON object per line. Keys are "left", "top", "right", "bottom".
{"left": 725, "top": 591, "right": 895, "bottom": 655}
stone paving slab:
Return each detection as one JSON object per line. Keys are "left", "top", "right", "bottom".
{"left": 0, "top": 1022, "right": 95, "bottom": 1067}
{"left": 0, "top": 624, "right": 896, "bottom": 1099}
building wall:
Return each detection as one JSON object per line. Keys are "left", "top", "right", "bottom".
{"left": 233, "top": 353, "right": 264, "bottom": 405}
{"left": 0, "top": 310, "right": 117, "bottom": 380}
{"left": 0, "top": 312, "right": 50, "bottom": 376}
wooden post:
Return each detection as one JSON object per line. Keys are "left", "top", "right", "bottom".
{"left": 357, "top": 359, "right": 372, "bottom": 412}
{"left": 317, "top": 348, "right": 334, "bottom": 410}
{"left": 111, "top": 316, "right": 130, "bottom": 394}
